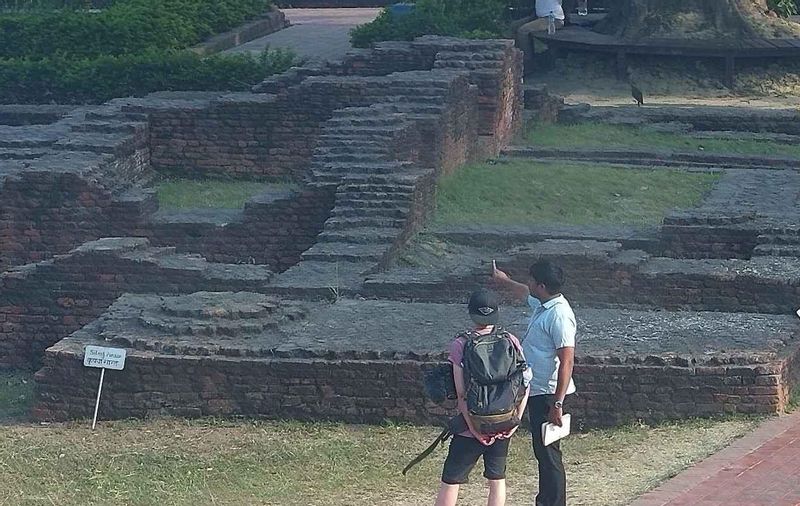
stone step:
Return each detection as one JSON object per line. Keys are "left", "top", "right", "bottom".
{"left": 70, "top": 120, "right": 145, "bottom": 135}
{"left": 325, "top": 116, "right": 407, "bottom": 128}
{"left": 52, "top": 132, "right": 136, "bottom": 155}
{"left": 435, "top": 49, "right": 507, "bottom": 61}
{"left": 148, "top": 208, "right": 243, "bottom": 226}
{"left": 0, "top": 125, "right": 61, "bottom": 148}
{"left": 320, "top": 125, "right": 406, "bottom": 136}
{"left": 301, "top": 242, "right": 391, "bottom": 262}
{"left": 434, "top": 60, "right": 503, "bottom": 70}
{"left": 324, "top": 216, "right": 407, "bottom": 230}
{"left": 313, "top": 145, "right": 392, "bottom": 155}
{"left": 338, "top": 185, "right": 413, "bottom": 197}
{"left": 381, "top": 103, "right": 446, "bottom": 116}
{"left": 335, "top": 198, "right": 411, "bottom": 209}
{"left": 338, "top": 183, "right": 416, "bottom": 194}
{"left": 109, "top": 187, "right": 158, "bottom": 217}
{"left": 757, "top": 234, "right": 800, "bottom": 245}
{"left": 384, "top": 95, "right": 446, "bottom": 105}
{"left": 318, "top": 227, "right": 401, "bottom": 244}
{"left": 346, "top": 169, "right": 432, "bottom": 184}
{"left": 381, "top": 85, "right": 449, "bottom": 97}
{"left": 314, "top": 152, "right": 393, "bottom": 164}
{"left": 0, "top": 147, "right": 49, "bottom": 159}
{"left": 84, "top": 110, "right": 149, "bottom": 122}
{"left": 336, "top": 191, "right": 414, "bottom": 203}
{"left": 332, "top": 205, "right": 410, "bottom": 218}
{"left": 753, "top": 244, "right": 800, "bottom": 257}
{"left": 311, "top": 161, "right": 414, "bottom": 175}
{"left": 316, "top": 169, "right": 431, "bottom": 187}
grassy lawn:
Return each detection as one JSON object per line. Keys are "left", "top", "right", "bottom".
{"left": 0, "top": 415, "right": 761, "bottom": 506}
{"left": 435, "top": 160, "right": 719, "bottom": 226}
{"left": 526, "top": 122, "right": 800, "bottom": 159}
{"left": 0, "top": 373, "right": 764, "bottom": 505}
{"left": 155, "top": 180, "right": 284, "bottom": 210}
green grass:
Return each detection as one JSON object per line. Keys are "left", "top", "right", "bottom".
{"left": 434, "top": 160, "right": 719, "bottom": 226}
{"left": 526, "top": 122, "right": 800, "bottom": 159}
{"left": 0, "top": 371, "right": 34, "bottom": 422}
{"left": 0, "top": 373, "right": 765, "bottom": 505}
{"left": 155, "top": 179, "right": 281, "bottom": 210}
{"left": 0, "top": 416, "right": 761, "bottom": 506}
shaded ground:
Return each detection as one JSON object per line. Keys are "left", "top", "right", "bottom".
{"left": 0, "top": 372, "right": 33, "bottom": 423}
{"left": 527, "top": 53, "right": 800, "bottom": 107}
{"left": 0, "top": 414, "right": 760, "bottom": 506}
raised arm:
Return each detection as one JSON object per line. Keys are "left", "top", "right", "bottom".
{"left": 491, "top": 260, "right": 530, "bottom": 302}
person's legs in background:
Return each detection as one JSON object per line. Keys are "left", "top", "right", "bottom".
{"left": 514, "top": 18, "right": 564, "bottom": 75}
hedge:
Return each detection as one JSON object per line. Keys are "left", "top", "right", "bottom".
{"left": 350, "top": 0, "right": 506, "bottom": 48}
{"left": 0, "top": 0, "right": 271, "bottom": 58}
{"left": 0, "top": 49, "right": 295, "bottom": 104}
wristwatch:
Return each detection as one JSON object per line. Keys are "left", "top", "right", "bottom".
{"left": 553, "top": 400, "right": 563, "bottom": 409}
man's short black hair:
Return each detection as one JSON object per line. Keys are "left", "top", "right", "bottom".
{"left": 529, "top": 260, "right": 565, "bottom": 293}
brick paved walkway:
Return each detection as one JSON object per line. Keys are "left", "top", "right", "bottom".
{"left": 632, "top": 411, "right": 800, "bottom": 506}
{"left": 225, "top": 8, "right": 381, "bottom": 63}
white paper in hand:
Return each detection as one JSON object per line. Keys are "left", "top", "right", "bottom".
{"left": 541, "top": 413, "right": 571, "bottom": 446}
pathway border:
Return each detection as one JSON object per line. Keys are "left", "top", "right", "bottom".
{"left": 190, "top": 8, "right": 288, "bottom": 55}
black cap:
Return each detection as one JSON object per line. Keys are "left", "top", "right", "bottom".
{"left": 468, "top": 289, "right": 499, "bottom": 325}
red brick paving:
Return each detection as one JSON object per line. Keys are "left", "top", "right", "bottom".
{"left": 631, "top": 411, "right": 800, "bottom": 506}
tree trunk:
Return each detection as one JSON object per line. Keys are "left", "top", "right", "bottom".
{"left": 594, "top": 0, "right": 800, "bottom": 39}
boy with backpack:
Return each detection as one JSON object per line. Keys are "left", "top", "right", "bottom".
{"left": 435, "top": 288, "right": 531, "bottom": 506}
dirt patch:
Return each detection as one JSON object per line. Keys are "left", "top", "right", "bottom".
{"left": 527, "top": 52, "right": 800, "bottom": 106}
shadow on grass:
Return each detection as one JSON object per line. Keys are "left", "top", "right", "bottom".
{"left": 0, "top": 371, "right": 34, "bottom": 424}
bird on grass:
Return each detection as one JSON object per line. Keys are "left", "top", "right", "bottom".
{"left": 631, "top": 82, "right": 644, "bottom": 107}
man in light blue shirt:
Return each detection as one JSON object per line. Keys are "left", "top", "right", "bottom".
{"left": 492, "top": 259, "right": 575, "bottom": 506}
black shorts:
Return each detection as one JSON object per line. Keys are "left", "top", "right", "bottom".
{"left": 441, "top": 435, "right": 511, "bottom": 485}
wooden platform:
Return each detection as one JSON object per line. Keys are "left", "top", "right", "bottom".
{"left": 532, "top": 25, "right": 800, "bottom": 87}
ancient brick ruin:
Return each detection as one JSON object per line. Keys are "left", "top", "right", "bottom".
{"left": 2, "top": 36, "right": 799, "bottom": 427}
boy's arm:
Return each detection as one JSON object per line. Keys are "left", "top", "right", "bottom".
{"left": 492, "top": 260, "right": 530, "bottom": 302}
{"left": 452, "top": 363, "right": 493, "bottom": 445}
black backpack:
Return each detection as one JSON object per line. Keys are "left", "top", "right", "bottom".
{"left": 462, "top": 327, "right": 528, "bottom": 434}
{"left": 403, "top": 327, "right": 527, "bottom": 475}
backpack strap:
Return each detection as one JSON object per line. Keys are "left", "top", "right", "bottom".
{"left": 402, "top": 426, "right": 450, "bottom": 475}
{"left": 402, "top": 415, "right": 468, "bottom": 475}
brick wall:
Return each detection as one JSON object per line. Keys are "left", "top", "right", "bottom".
{"left": 570, "top": 359, "right": 790, "bottom": 427}
{"left": 147, "top": 37, "right": 521, "bottom": 181}
{"left": 0, "top": 239, "right": 271, "bottom": 370}
{"left": 138, "top": 187, "right": 335, "bottom": 270}
{"left": 503, "top": 247, "right": 800, "bottom": 314}
{"left": 0, "top": 172, "right": 114, "bottom": 272}
{"left": 363, "top": 241, "right": 800, "bottom": 314}
{"left": 31, "top": 346, "right": 795, "bottom": 427}
{"left": 659, "top": 214, "right": 760, "bottom": 259}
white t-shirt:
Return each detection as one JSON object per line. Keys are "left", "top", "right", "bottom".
{"left": 536, "top": 0, "right": 565, "bottom": 20}
{"left": 522, "top": 294, "right": 576, "bottom": 396}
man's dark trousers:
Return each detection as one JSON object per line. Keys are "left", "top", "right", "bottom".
{"left": 528, "top": 394, "right": 566, "bottom": 506}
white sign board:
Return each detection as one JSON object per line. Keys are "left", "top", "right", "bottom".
{"left": 83, "top": 345, "right": 126, "bottom": 371}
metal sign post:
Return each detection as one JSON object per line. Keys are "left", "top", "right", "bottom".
{"left": 83, "top": 345, "right": 127, "bottom": 430}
